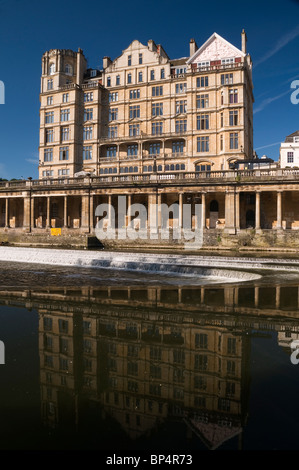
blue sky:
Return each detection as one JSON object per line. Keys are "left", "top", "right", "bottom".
{"left": 0, "top": 0, "right": 298, "bottom": 179}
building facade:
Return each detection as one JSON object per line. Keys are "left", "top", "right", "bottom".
{"left": 39, "top": 31, "right": 253, "bottom": 179}
{"left": 279, "top": 130, "right": 299, "bottom": 168}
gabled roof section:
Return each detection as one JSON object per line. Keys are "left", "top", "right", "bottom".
{"left": 187, "top": 32, "right": 245, "bottom": 65}
{"left": 285, "top": 130, "right": 299, "bottom": 142}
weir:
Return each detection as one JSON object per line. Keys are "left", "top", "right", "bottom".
{"left": 3, "top": 246, "right": 299, "bottom": 283}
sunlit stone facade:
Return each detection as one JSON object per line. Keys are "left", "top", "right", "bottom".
{"left": 39, "top": 31, "right": 253, "bottom": 179}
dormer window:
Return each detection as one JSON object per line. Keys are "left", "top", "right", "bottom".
{"left": 294, "top": 137, "right": 299, "bottom": 143}
{"left": 128, "top": 55, "right": 132, "bottom": 66}
{"left": 65, "top": 64, "right": 73, "bottom": 75}
{"left": 197, "top": 62, "right": 209, "bottom": 70}
{"left": 49, "top": 63, "right": 56, "bottom": 75}
{"left": 90, "top": 70, "right": 97, "bottom": 77}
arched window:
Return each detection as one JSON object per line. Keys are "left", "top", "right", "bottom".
{"left": 108, "top": 168, "right": 113, "bottom": 174}
{"left": 49, "top": 63, "right": 55, "bottom": 75}
{"left": 125, "top": 167, "right": 129, "bottom": 173}
{"left": 181, "top": 164, "right": 185, "bottom": 170}
{"left": 170, "top": 164, "right": 175, "bottom": 171}
{"left": 65, "top": 64, "right": 72, "bottom": 75}
{"left": 165, "top": 165, "right": 169, "bottom": 171}
{"left": 113, "top": 167, "right": 117, "bottom": 173}
{"left": 210, "top": 200, "right": 219, "bottom": 212}
{"left": 148, "top": 165, "right": 153, "bottom": 172}
{"left": 134, "top": 166, "right": 138, "bottom": 173}
{"left": 104, "top": 168, "right": 109, "bottom": 174}
{"left": 158, "top": 165, "right": 162, "bottom": 171}
{"left": 100, "top": 169, "right": 103, "bottom": 174}
{"left": 175, "top": 164, "right": 180, "bottom": 170}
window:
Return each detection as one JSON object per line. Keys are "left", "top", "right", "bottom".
{"left": 83, "top": 146, "right": 92, "bottom": 160}
{"left": 65, "top": 63, "right": 72, "bottom": 75}
{"left": 218, "top": 398, "right": 230, "bottom": 411}
{"left": 220, "top": 113, "right": 224, "bottom": 127}
{"left": 172, "top": 141, "right": 184, "bottom": 153}
{"left": 128, "top": 381, "right": 138, "bottom": 392}
{"left": 152, "top": 121, "right": 163, "bottom": 135}
{"left": 129, "top": 105, "right": 140, "bottom": 119}
{"left": 197, "top": 114, "right": 209, "bottom": 130}
{"left": 150, "top": 364, "right": 161, "bottom": 379}
{"left": 229, "top": 89, "right": 238, "bottom": 103}
{"left": 58, "top": 168, "right": 69, "bottom": 176}
{"left": 226, "top": 381, "right": 235, "bottom": 397}
{"left": 175, "top": 119, "right": 187, "bottom": 133}
{"left": 222, "top": 58, "right": 234, "bottom": 65}
{"left": 61, "top": 127, "right": 69, "bottom": 141}
{"left": 128, "top": 361, "right": 138, "bottom": 376}
{"left": 44, "top": 317, "right": 53, "bottom": 330}
{"left": 62, "top": 93, "right": 69, "bottom": 103}
{"left": 130, "top": 89, "right": 140, "bottom": 99}
{"left": 45, "top": 355, "right": 54, "bottom": 368}
{"left": 107, "top": 77, "right": 111, "bottom": 87}
{"left": 165, "top": 164, "right": 185, "bottom": 171}
{"left": 152, "top": 86, "right": 163, "bottom": 97}
{"left": 150, "top": 70, "right": 155, "bottom": 80}
{"left": 138, "top": 71, "right": 143, "bottom": 82}
{"left": 59, "top": 146, "right": 69, "bottom": 160}
{"left": 287, "top": 151, "right": 294, "bottom": 163}
{"left": 83, "top": 321, "right": 91, "bottom": 334}
{"left": 149, "top": 143, "right": 160, "bottom": 155}
{"left": 109, "top": 108, "right": 118, "bottom": 121}
{"left": 46, "top": 129, "right": 54, "bottom": 143}
{"left": 175, "top": 83, "right": 187, "bottom": 94}
{"left": 108, "top": 126, "right": 118, "bottom": 138}
{"left": 229, "top": 110, "right": 238, "bottom": 126}
{"left": 195, "top": 164, "right": 211, "bottom": 172}
{"left": 129, "top": 124, "right": 140, "bottom": 136}
{"left": 127, "top": 144, "right": 138, "bottom": 156}
{"left": 196, "top": 94, "right": 209, "bottom": 109}
{"left": 195, "top": 333, "right": 208, "bottom": 348}
{"left": 83, "top": 126, "right": 93, "bottom": 140}
{"left": 116, "top": 75, "right": 120, "bottom": 86}
{"left": 139, "top": 53, "right": 143, "bottom": 64}
{"left": 149, "top": 384, "right": 161, "bottom": 396}
{"left": 175, "top": 66, "right": 186, "bottom": 75}
{"left": 220, "top": 134, "right": 223, "bottom": 151}
{"left": 197, "top": 76, "right": 209, "bottom": 88}
{"left": 161, "top": 68, "right": 165, "bottom": 79}
{"left": 84, "top": 108, "right": 93, "bottom": 121}
{"left": 228, "top": 337, "right": 236, "bottom": 354}
{"left": 194, "top": 375, "right": 207, "bottom": 390}
{"left": 221, "top": 73, "right": 233, "bottom": 85}
{"left": 49, "top": 63, "right": 55, "bottom": 75}
{"left": 106, "top": 146, "right": 117, "bottom": 157}
{"left": 127, "top": 73, "right": 132, "bottom": 84}
{"left": 58, "top": 319, "right": 68, "bottom": 333}
{"left": 173, "top": 349, "right": 185, "bottom": 364}
{"left": 195, "top": 354, "right": 208, "bottom": 371}
{"left": 152, "top": 102, "right": 163, "bottom": 117}
{"left": 128, "top": 345, "right": 139, "bottom": 357}
{"left": 60, "top": 109, "right": 70, "bottom": 122}
{"left": 47, "top": 79, "right": 53, "bottom": 90}
{"left": 84, "top": 92, "right": 93, "bottom": 102}
{"left": 47, "top": 96, "right": 53, "bottom": 105}
{"left": 197, "top": 61, "right": 209, "bottom": 69}
{"left": 128, "top": 55, "right": 132, "bottom": 66}
{"left": 230, "top": 132, "right": 238, "bottom": 149}
{"left": 45, "top": 111, "right": 54, "bottom": 124}
{"left": 150, "top": 346, "right": 161, "bottom": 360}
{"left": 59, "top": 338, "right": 68, "bottom": 353}
{"left": 109, "top": 92, "right": 118, "bottom": 102}
{"left": 227, "top": 360, "right": 236, "bottom": 376}
{"left": 197, "top": 136, "right": 209, "bottom": 152}
{"left": 176, "top": 100, "right": 187, "bottom": 114}
{"left": 42, "top": 170, "right": 53, "bottom": 177}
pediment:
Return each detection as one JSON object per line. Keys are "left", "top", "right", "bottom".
{"left": 187, "top": 33, "right": 245, "bottom": 64}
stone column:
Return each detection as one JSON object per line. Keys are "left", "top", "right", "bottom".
{"left": 81, "top": 194, "right": 90, "bottom": 232}
{"left": 64, "top": 196, "right": 68, "bottom": 228}
{"left": 89, "top": 195, "right": 94, "bottom": 232}
{"left": 108, "top": 195, "right": 112, "bottom": 228}
{"left": 225, "top": 191, "right": 236, "bottom": 234}
{"left": 46, "top": 196, "right": 50, "bottom": 228}
{"left": 254, "top": 286, "right": 259, "bottom": 308}
{"left": 30, "top": 197, "right": 34, "bottom": 229}
{"left": 157, "top": 193, "right": 162, "bottom": 235}
{"left": 23, "top": 196, "right": 31, "bottom": 231}
{"left": 275, "top": 286, "right": 280, "bottom": 309}
{"left": 5, "top": 198, "right": 9, "bottom": 228}
{"left": 201, "top": 192, "right": 206, "bottom": 229}
{"left": 277, "top": 191, "right": 282, "bottom": 229}
{"left": 235, "top": 192, "right": 240, "bottom": 230}
{"left": 127, "top": 194, "right": 132, "bottom": 228}
{"left": 255, "top": 191, "right": 261, "bottom": 230}
{"left": 178, "top": 193, "right": 183, "bottom": 230}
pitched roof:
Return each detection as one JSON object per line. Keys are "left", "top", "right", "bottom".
{"left": 187, "top": 32, "right": 245, "bottom": 64}
{"left": 285, "top": 130, "right": 299, "bottom": 142}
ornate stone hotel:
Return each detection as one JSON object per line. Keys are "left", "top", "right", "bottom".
{"left": 0, "top": 31, "right": 299, "bottom": 249}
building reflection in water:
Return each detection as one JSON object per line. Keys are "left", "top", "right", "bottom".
{"left": 1, "top": 282, "right": 299, "bottom": 450}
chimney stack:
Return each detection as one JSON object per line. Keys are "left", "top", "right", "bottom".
{"left": 103, "top": 56, "right": 112, "bottom": 69}
{"left": 241, "top": 29, "right": 247, "bottom": 54}
{"left": 189, "top": 38, "right": 198, "bottom": 57}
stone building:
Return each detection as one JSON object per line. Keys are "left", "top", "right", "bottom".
{"left": 279, "top": 130, "right": 299, "bottom": 168}
{"left": 39, "top": 31, "right": 253, "bottom": 179}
